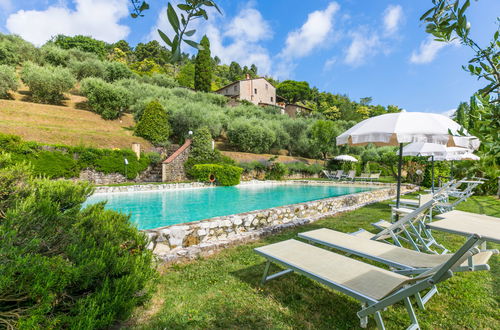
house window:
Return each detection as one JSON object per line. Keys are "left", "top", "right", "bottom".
{"left": 254, "top": 88, "right": 257, "bottom": 94}
{"left": 270, "top": 96, "right": 273, "bottom": 102}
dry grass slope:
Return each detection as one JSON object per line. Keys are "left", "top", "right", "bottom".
{"left": 0, "top": 97, "right": 152, "bottom": 150}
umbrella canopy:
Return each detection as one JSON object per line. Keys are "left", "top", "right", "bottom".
{"left": 337, "top": 111, "right": 473, "bottom": 147}
{"left": 400, "top": 142, "right": 447, "bottom": 157}
{"left": 336, "top": 111, "right": 475, "bottom": 208}
{"left": 334, "top": 155, "right": 358, "bottom": 162}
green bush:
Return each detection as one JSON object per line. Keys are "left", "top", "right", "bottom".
{"left": 0, "top": 65, "right": 19, "bottom": 98}
{"left": 422, "top": 161, "right": 450, "bottom": 188}
{"left": 0, "top": 33, "right": 38, "bottom": 65}
{"left": 23, "top": 150, "right": 79, "bottom": 178}
{"left": 54, "top": 34, "right": 107, "bottom": 58}
{"left": 188, "top": 164, "right": 243, "bottom": 186}
{"left": 40, "top": 44, "right": 71, "bottom": 66}
{"left": 0, "top": 157, "right": 155, "bottom": 328}
{"left": 69, "top": 58, "right": 106, "bottom": 80}
{"left": 105, "top": 61, "right": 134, "bottom": 82}
{"left": 238, "top": 161, "right": 267, "bottom": 173}
{"left": 286, "top": 162, "right": 324, "bottom": 175}
{"left": 21, "top": 62, "right": 75, "bottom": 104}
{"left": 81, "top": 77, "right": 132, "bottom": 119}
{"left": 227, "top": 118, "right": 276, "bottom": 153}
{"left": 140, "top": 73, "right": 179, "bottom": 88}
{"left": 266, "top": 162, "right": 288, "bottom": 180}
{"left": 0, "top": 133, "right": 152, "bottom": 180}
{"left": 135, "top": 100, "right": 171, "bottom": 146}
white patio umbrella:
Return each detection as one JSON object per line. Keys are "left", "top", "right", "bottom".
{"left": 399, "top": 142, "right": 449, "bottom": 193}
{"left": 333, "top": 155, "right": 358, "bottom": 162}
{"left": 336, "top": 111, "right": 476, "bottom": 207}
{"left": 432, "top": 148, "right": 480, "bottom": 176}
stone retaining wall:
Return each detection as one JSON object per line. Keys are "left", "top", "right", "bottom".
{"left": 139, "top": 181, "right": 417, "bottom": 263}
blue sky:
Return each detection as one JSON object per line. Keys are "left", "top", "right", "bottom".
{"left": 1, "top": 0, "right": 499, "bottom": 114}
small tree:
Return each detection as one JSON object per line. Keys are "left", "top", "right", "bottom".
{"left": 0, "top": 65, "right": 19, "bottom": 98}
{"left": 20, "top": 62, "right": 75, "bottom": 104}
{"left": 80, "top": 77, "right": 132, "bottom": 120}
{"left": 277, "top": 80, "right": 311, "bottom": 103}
{"left": 194, "top": 35, "right": 212, "bottom": 92}
{"left": 134, "top": 100, "right": 171, "bottom": 146}
{"left": 310, "top": 120, "right": 339, "bottom": 161}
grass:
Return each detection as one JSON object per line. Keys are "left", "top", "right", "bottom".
{"left": 100, "top": 181, "right": 194, "bottom": 187}
{"left": 125, "top": 195, "right": 499, "bottom": 329}
{"left": 0, "top": 98, "right": 151, "bottom": 149}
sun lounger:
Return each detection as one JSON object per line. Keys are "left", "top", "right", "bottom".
{"left": 333, "top": 170, "right": 344, "bottom": 180}
{"left": 299, "top": 228, "right": 496, "bottom": 274}
{"left": 342, "top": 170, "right": 356, "bottom": 182}
{"left": 355, "top": 173, "right": 371, "bottom": 181}
{"left": 369, "top": 172, "right": 381, "bottom": 182}
{"left": 255, "top": 235, "right": 481, "bottom": 329}
{"left": 322, "top": 170, "right": 336, "bottom": 180}
{"left": 354, "top": 199, "right": 449, "bottom": 254}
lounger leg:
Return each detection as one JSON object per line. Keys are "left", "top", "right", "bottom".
{"left": 404, "top": 297, "right": 420, "bottom": 330}
{"left": 414, "top": 292, "right": 425, "bottom": 310}
{"left": 373, "top": 311, "right": 386, "bottom": 330}
{"left": 261, "top": 260, "right": 271, "bottom": 285}
{"left": 359, "top": 303, "right": 368, "bottom": 328}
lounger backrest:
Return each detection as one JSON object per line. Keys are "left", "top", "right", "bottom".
{"left": 335, "top": 170, "right": 343, "bottom": 178}
{"left": 369, "top": 173, "right": 380, "bottom": 179}
{"left": 372, "top": 198, "right": 436, "bottom": 241}
{"left": 347, "top": 170, "right": 356, "bottom": 178}
{"left": 414, "top": 235, "right": 480, "bottom": 284}
{"left": 361, "top": 173, "right": 369, "bottom": 177}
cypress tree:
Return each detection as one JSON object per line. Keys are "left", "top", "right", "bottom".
{"left": 194, "top": 36, "right": 212, "bottom": 92}
{"left": 135, "top": 100, "right": 171, "bottom": 146}
{"left": 454, "top": 102, "right": 469, "bottom": 128}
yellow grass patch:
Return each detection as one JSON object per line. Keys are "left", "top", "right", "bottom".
{"left": 0, "top": 98, "right": 151, "bottom": 150}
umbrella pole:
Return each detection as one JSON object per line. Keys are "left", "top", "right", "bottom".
{"left": 396, "top": 143, "right": 403, "bottom": 208}
{"left": 431, "top": 155, "right": 435, "bottom": 193}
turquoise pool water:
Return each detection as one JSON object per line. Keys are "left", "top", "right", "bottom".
{"left": 84, "top": 184, "right": 374, "bottom": 230}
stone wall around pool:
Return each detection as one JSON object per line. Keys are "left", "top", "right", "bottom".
{"left": 136, "top": 180, "right": 418, "bottom": 264}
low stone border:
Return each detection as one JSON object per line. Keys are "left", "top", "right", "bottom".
{"left": 93, "top": 179, "right": 395, "bottom": 194}
{"left": 142, "top": 183, "right": 418, "bottom": 264}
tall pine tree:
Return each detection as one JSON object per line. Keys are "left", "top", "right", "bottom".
{"left": 194, "top": 36, "right": 212, "bottom": 92}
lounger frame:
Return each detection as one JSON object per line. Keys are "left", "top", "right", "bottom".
{"left": 256, "top": 235, "right": 480, "bottom": 330}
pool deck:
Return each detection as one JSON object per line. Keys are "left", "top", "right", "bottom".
{"left": 107, "top": 180, "right": 418, "bottom": 264}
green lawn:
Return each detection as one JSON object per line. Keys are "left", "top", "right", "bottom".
{"left": 126, "top": 196, "right": 499, "bottom": 329}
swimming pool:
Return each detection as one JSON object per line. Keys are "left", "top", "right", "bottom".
{"left": 84, "top": 183, "right": 374, "bottom": 230}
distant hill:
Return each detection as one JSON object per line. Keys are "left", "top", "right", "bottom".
{"left": 0, "top": 90, "right": 151, "bottom": 150}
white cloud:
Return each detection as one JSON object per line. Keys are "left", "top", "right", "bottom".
{"left": 149, "top": 4, "right": 273, "bottom": 74}
{"left": 383, "top": 5, "right": 403, "bottom": 35}
{"left": 442, "top": 108, "right": 456, "bottom": 118}
{"left": 410, "top": 36, "right": 460, "bottom": 64}
{"left": 6, "top": 0, "right": 130, "bottom": 46}
{"left": 344, "top": 32, "right": 380, "bottom": 66}
{"left": 324, "top": 56, "right": 336, "bottom": 70}
{"left": 280, "top": 2, "right": 339, "bottom": 59}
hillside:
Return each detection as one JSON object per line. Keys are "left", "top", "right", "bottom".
{"left": 0, "top": 96, "right": 152, "bottom": 150}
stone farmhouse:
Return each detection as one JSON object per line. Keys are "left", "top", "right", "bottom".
{"left": 215, "top": 76, "right": 277, "bottom": 107}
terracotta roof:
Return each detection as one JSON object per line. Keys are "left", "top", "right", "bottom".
{"left": 163, "top": 139, "right": 192, "bottom": 164}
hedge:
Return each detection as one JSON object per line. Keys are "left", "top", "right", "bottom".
{"left": 188, "top": 164, "right": 243, "bottom": 186}
{"left": 0, "top": 133, "right": 153, "bottom": 180}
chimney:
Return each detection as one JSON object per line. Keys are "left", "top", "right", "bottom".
{"left": 246, "top": 73, "right": 250, "bottom": 79}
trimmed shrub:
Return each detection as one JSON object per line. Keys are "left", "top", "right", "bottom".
{"left": 266, "top": 162, "right": 288, "bottom": 180}
{"left": 104, "top": 61, "right": 134, "bottom": 82}
{"left": 0, "top": 157, "right": 155, "bottom": 328}
{"left": 0, "top": 65, "right": 19, "bottom": 98}
{"left": 188, "top": 164, "right": 243, "bottom": 186}
{"left": 135, "top": 100, "right": 171, "bottom": 146}
{"left": 69, "top": 58, "right": 106, "bottom": 80}
{"left": 80, "top": 77, "right": 132, "bottom": 119}
{"left": 286, "top": 162, "right": 324, "bottom": 175}
{"left": 24, "top": 150, "right": 79, "bottom": 178}
{"left": 20, "top": 62, "right": 75, "bottom": 104}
